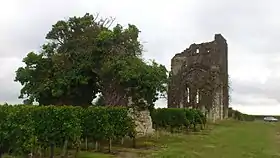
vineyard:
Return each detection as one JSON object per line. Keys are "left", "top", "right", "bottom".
{"left": 228, "top": 107, "right": 255, "bottom": 121}
{"left": 0, "top": 105, "right": 206, "bottom": 158}
{"left": 0, "top": 13, "right": 260, "bottom": 158}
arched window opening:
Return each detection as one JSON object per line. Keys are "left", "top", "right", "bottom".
{"left": 196, "top": 89, "right": 200, "bottom": 103}
{"left": 187, "top": 87, "right": 190, "bottom": 103}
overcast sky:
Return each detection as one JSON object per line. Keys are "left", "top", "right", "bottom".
{"left": 1, "top": 0, "right": 280, "bottom": 115}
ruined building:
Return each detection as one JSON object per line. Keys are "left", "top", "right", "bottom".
{"left": 168, "top": 34, "right": 229, "bottom": 122}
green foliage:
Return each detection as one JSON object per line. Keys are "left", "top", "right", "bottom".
{"left": 106, "top": 108, "right": 135, "bottom": 139}
{"left": 0, "top": 105, "right": 135, "bottom": 155}
{"left": 0, "top": 105, "right": 36, "bottom": 154}
{"left": 101, "top": 57, "right": 168, "bottom": 108}
{"left": 151, "top": 108, "right": 206, "bottom": 132}
{"left": 151, "top": 108, "right": 187, "bottom": 130}
{"left": 31, "top": 106, "right": 82, "bottom": 148}
{"left": 80, "top": 107, "right": 135, "bottom": 141}
{"left": 185, "top": 109, "right": 206, "bottom": 127}
{"left": 228, "top": 108, "right": 255, "bottom": 121}
{"left": 0, "top": 105, "right": 81, "bottom": 155}
{"left": 14, "top": 13, "right": 168, "bottom": 108}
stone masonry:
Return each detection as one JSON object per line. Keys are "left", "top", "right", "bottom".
{"left": 168, "top": 34, "right": 229, "bottom": 122}
{"left": 127, "top": 97, "right": 154, "bottom": 137}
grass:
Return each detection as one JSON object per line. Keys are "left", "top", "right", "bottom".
{"left": 79, "top": 120, "right": 280, "bottom": 158}
{"left": 149, "top": 120, "right": 280, "bottom": 158}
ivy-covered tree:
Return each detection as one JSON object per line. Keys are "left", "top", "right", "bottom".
{"left": 100, "top": 56, "right": 167, "bottom": 108}
{"left": 15, "top": 13, "right": 168, "bottom": 108}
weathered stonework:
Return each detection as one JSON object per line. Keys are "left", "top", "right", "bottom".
{"left": 128, "top": 108, "right": 154, "bottom": 137}
{"left": 168, "top": 34, "right": 229, "bottom": 122}
{"left": 127, "top": 97, "right": 154, "bottom": 137}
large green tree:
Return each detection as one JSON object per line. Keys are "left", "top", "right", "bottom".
{"left": 15, "top": 13, "right": 168, "bottom": 108}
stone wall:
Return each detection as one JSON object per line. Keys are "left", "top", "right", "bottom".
{"left": 168, "top": 34, "right": 229, "bottom": 122}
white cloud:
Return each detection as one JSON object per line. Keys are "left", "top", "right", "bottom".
{"left": 1, "top": 0, "right": 280, "bottom": 115}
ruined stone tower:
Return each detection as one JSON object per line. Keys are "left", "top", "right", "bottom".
{"left": 168, "top": 34, "right": 229, "bottom": 122}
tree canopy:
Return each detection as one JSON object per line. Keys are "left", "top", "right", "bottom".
{"left": 15, "top": 13, "right": 168, "bottom": 108}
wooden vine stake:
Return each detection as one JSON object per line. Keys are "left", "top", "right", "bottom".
{"left": 60, "top": 139, "right": 68, "bottom": 158}
{"left": 95, "top": 141, "right": 99, "bottom": 151}
{"left": 74, "top": 140, "right": 80, "bottom": 158}
{"left": 50, "top": 143, "right": 55, "bottom": 158}
{"left": 132, "top": 137, "right": 136, "bottom": 148}
{"left": 43, "top": 147, "right": 47, "bottom": 158}
{"left": 108, "top": 138, "right": 112, "bottom": 153}
{"left": 85, "top": 137, "right": 88, "bottom": 151}
{"left": 37, "top": 146, "right": 42, "bottom": 158}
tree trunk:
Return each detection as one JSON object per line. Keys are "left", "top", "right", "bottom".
{"left": 102, "top": 82, "right": 127, "bottom": 106}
